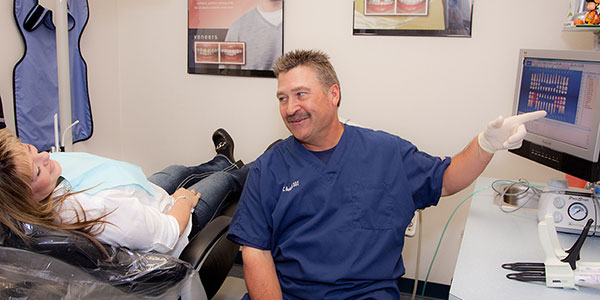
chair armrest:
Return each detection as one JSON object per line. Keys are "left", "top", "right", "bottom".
{"left": 179, "top": 216, "right": 240, "bottom": 299}
{"left": 179, "top": 216, "right": 232, "bottom": 268}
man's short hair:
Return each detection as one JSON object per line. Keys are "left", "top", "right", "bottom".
{"left": 273, "top": 49, "right": 341, "bottom": 107}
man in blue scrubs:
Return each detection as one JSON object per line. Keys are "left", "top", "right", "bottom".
{"left": 228, "top": 49, "right": 546, "bottom": 299}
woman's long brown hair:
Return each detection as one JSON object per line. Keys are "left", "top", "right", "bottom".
{"left": 0, "top": 129, "right": 112, "bottom": 245}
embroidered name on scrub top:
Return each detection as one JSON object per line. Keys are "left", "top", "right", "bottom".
{"left": 282, "top": 180, "right": 299, "bottom": 192}
{"left": 50, "top": 152, "right": 156, "bottom": 196}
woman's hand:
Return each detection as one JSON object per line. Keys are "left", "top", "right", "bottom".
{"left": 172, "top": 188, "right": 201, "bottom": 208}
{"left": 167, "top": 188, "right": 202, "bottom": 236}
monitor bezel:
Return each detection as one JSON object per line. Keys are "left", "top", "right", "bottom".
{"left": 512, "top": 49, "right": 600, "bottom": 163}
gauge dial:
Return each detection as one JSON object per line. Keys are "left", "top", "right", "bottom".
{"left": 567, "top": 202, "right": 588, "bottom": 221}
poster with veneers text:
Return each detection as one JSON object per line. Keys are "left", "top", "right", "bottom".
{"left": 188, "top": 0, "right": 283, "bottom": 77}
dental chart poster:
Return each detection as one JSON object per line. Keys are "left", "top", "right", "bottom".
{"left": 354, "top": 0, "right": 473, "bottom": 37}
{"left": 188, "top": 0, "right": 283, "bottom": 78}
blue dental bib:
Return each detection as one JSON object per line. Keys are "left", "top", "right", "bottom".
{"left": 50, "top": 152, "right": 156, "bottom": 196}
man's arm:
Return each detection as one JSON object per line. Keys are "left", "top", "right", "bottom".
{"left": 441, "top": 110, "right": 547, "bottom": 196}
{"left": 442, "top": 137, "right": 493, "bottom": 196}
{"left": 242, "top": 246, "right": 283, "bottom": 300}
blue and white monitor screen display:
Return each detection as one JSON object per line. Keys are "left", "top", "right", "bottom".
{"left": 517, "top": 57, "right": 600, "bottom": 152}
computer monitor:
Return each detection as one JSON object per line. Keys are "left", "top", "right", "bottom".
{"left": 509, "top": 49, "right": 600, "bottom": 183}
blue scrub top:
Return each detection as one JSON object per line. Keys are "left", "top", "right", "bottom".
{"left": 228, "top": 125, "right": 451, "bottom": 299}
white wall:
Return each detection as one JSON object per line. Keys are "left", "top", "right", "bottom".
{"left": 0, "top": 0, "right": 594, "bottom": 285}
{"left": 1, "top": 0, "right": 122, "bottom": 158}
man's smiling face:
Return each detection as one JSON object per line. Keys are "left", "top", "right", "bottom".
{"left": 276, "top": 65, "right": 340, "bottom": 150}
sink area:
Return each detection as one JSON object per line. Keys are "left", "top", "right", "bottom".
{"left": 495, "top": 184, "right": 540, "bottom": 209}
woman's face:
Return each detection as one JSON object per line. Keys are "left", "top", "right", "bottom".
{"left": 22, "top": 143, "right": 62, "bottom": 201}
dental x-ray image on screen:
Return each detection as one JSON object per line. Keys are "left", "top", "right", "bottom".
{"left": 510, "top": 49, "right": 600, "bottom": 182}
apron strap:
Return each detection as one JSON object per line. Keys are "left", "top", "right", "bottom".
{"left": 23, "top": 3, "right": 76, "bottom": 32}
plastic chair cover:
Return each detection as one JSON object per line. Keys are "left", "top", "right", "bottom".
{"left": 0, "top": 223, "right": 202, "bottom": 299}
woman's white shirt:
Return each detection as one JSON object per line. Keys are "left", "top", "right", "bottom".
{"left": 54, "top": 182, "right": 192, "bottom": 257}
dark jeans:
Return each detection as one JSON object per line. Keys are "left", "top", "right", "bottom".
{"left": 147, "top": 155, "right": 250, "bottom": 238}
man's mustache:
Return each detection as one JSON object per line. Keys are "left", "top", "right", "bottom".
{"left": 286, "top": 111, "right": 310, "bottom": 123}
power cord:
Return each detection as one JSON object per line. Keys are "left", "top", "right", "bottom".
{"left": 410, "top": 210, "right": 422, "bottom": 300}
{"left": 592, "top": 182, "right": 599, "bottom": 236}
{"left": 420, "top": 181, "right": 529, "bottom": 299}
{"left": 420, "top": 183, "right": 492, "bottom": 300}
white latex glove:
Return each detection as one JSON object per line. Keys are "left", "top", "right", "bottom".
{"left": 478, "top": 110, "right": 547, "bottom": 153}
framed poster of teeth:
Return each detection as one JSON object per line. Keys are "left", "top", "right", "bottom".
{"left": 353, "top": 0, "right": 473, "bottom": 37}
{"left": 188, "top": 0, "right": 283, "bottom": 77}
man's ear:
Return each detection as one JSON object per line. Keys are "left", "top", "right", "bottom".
{"left": 327, "top": 84, "right": 340, "bottom": 107}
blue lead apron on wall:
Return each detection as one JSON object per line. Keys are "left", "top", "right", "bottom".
{"left": 13, "top": 0, "right": 93, "bottom": 151}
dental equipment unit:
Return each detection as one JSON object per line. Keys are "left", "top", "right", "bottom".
{"left": 503, "top": 215, "right": 600, "bottom": 289}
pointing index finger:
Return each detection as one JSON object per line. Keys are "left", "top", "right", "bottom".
{"left": 506, "top": 110, "right": 547, "bottom": 126}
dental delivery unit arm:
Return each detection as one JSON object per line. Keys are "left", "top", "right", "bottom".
{"left": 503, "top": 214, "right": 600, "bottom": 289}
{"left": 538, "top": 215, "right": 600, "bottom": 289}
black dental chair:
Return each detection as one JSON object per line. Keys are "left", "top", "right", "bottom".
{"left": 0, "top": 199, "right": 241, "bottom": 299}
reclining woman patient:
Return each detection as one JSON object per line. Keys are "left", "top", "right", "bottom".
{"left": 0, "top": 128, "right": 249, "bottom": 257}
